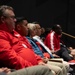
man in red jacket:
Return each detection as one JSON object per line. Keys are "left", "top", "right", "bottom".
{"left": 44, "top": 24, "right": 62, "bottom": 52}
{"left": 44, "top": 24, "right": 73, "bottom": 61}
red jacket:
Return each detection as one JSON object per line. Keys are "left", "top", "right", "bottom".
{"left": 44, "top": 31, "right": 60, "bottom": 51}
{"left": 0, "top": 23, "right": 42, "bottom": 69}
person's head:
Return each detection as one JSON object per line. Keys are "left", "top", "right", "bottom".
{"left": 15, "top": 17, "right": 28, "bottom": 36}
{"left": 45, "top": 27, "right": 52, "bottom": 37}
{"left": 27, "top": 23, "right": 37, "bottom": 37}
{"left": 41, "top": 27, "right": 45, "bottom": 35}
{"left": 52, "top": 24, "right": 62, "bottom": 35}
{"left": 0, "top": 5, "right": 16, "bottom": 32}
{"left": 32, "top": 22, "right": 41, "bottom": 36}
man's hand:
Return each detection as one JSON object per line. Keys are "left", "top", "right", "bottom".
{"left": 38, "top": 62, "right": 45, "bottom": 65}
{"left": 0, "top": 67, "right": 11, "bottom": 74}
{"left": 52, "top": 54, "right": 60, "bottom": 58}
{"left": 42, "top": 57, "right": 49, "bottom": 63}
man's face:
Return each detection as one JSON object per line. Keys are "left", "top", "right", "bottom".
{"left": 55, "top": 25, "right": 62, "bottom": 35}
{"left": 17, "top": 20, "right": 28, "bottom": 36}
{"left": 3, "top": 9, "right": 16, "bottom": 32}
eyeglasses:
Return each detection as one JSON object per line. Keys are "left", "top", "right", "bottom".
{"left": 3, "top": 15, "right": 16, "bottom": 19}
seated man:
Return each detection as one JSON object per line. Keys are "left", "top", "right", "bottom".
{"left": 44, "top": 24, "right": 73, "bottom": 61}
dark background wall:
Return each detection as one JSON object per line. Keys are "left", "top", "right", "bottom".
{"left": 0, "top": 0, "right": 75, "bottom": 47}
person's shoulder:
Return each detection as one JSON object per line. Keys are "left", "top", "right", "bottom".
{"left": 0, "top": 30, "right": 13, "bottom": 40}
{"left": 0, "top": 30, "right": 9, "bottom": 36}
{"left": 46, "top": 33, "right": 51, "bottom": 38}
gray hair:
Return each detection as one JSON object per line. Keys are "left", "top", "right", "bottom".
{"left": 0, "top": 5, "right": 13, "bottom": 17}
{"left": 27, "top": 23, "right": 36, "bottom": 31}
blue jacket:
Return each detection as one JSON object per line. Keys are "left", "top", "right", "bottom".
{"left": 26, "top": 37, "right": 44, "bottom": 57}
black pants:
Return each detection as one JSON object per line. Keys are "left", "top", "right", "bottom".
{"left": 55, "top": 46, "right": 73, "bottom": 61}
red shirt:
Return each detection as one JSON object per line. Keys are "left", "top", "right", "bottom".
{"left": 0, "top": 23, "right": 42, "bottom": 69}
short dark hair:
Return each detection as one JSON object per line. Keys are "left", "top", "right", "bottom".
{"left": 16, "top": 17, "right": 26, "bottom": 24}
{"left": 52, "top": 24, "right": 61, "bottom": 31}
{"left": 15, "top": 17, "right": 27, "bottom": 30}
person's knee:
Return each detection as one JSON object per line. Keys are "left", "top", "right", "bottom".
{"left": 55, "top": 67, "right": 63, "bottom": 75}
{"left": 37, "top": 65, "right": 55, "bottom": 75}
{"left": 43, "top": 67, "right": 55, "bottom": 75}
{"left": 63, "top": 61, "right": 70, "bottom": 72}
